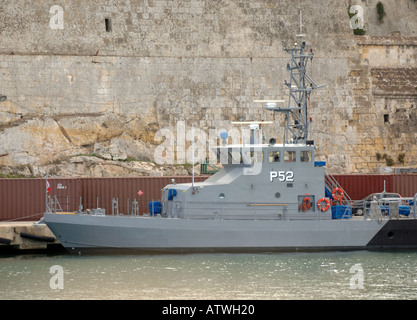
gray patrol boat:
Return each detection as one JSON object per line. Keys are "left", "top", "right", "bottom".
{"left": 43, "top": 34, "right": 417, "bottom": 254}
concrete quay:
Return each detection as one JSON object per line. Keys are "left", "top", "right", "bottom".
{"left": 0, "top": 221, "right": 62, "bottom": 253}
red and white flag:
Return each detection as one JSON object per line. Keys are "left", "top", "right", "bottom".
{"left": 46, "top": 179, "right": 51, "bottom": 194}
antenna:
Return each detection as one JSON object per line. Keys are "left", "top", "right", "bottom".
{"left": 299, "top": 10, "right": 302, "bottom": 34}
{"left": 231, "top": 121, "right": 273, "bottom": 125}
{"left": 253, "top": 100, "right": 284, "bottom": 111}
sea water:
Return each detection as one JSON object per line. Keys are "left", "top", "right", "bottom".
{"left": 0, "top": 251, "right": 416, "bottom": 300}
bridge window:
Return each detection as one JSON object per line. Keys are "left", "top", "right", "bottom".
{"left": 269, "top": 151, "right": 280, "bottom": 162}
{"left": 300, "top": 151, "right": 312, "bottom": 162}
{"left": 284, "top": 151, "right": 296, "bottom": 162}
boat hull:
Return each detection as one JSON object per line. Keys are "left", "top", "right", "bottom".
{"left": 44, "top": 213, "right": 417, "bottom": 254}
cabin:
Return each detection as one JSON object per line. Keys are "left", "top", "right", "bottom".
{"left": 159, "top": 137, "right": 332, "bottom": 221}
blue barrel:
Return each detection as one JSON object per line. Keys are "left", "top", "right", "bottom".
{"left": 149, "top": 201, "right": 162, "bottom": 214}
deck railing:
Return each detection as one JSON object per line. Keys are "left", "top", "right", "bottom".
{"left": 324, "top": 168, "right": 353, "bottom": 206}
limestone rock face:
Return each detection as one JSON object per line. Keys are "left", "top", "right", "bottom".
{"left": 56, "top": 113, "right": 125, "bottom": 147}
{"left": 0, "top": 113, "right": 165, "bottom": 177}
{"left": 0, "top": 117, "right": 73, "bottom": 166}
{"left": 125, "top": 119, "right": 160, "bottom": 144}
{"left": 1, "top": 155, "right": 194, "bottom": 178}
{"left": 93, "top": 133, "right": 156, "bottom": 162}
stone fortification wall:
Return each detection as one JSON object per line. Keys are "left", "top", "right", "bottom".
{"left": 0, "top": 0, "right": 416, "bottom": 176}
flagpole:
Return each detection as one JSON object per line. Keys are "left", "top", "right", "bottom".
{"left": 192, "top": 125, "right": 195, "bottom": 190}
{"left": 45, "top": 175, "right": 48, "bottom": 213}
{"left": 45, "top": 175, "right": 50, "bottom": 213}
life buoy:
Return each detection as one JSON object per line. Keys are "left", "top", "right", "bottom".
{"left": 317, "top": 198, "right": 330, "bottom": 212}
{"left": 300, "top": 197, "right": 312, "bottom": 212}
{"left": 332, "top": 187, "right": 344, "bottom": 201}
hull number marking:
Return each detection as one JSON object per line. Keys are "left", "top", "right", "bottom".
{"left": 270, "top": 171, "right": 294, "bottom": 182}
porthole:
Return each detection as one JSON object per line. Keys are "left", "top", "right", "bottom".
{"left": 219, "top": 193, "right": 225, "bottom": 200}
{"left": 275, "top": 192, "right": 281, "bottom": 198}
{"left": 387, "top": 231, "right": 394, "bottom": 239}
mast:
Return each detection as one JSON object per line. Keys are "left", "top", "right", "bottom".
{"left": 263, "top": 13, "right": 325, "bottom": 145}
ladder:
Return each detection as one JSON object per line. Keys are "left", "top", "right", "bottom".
{"left": 324, "top": 168, "right": 352, "bottom": 206}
